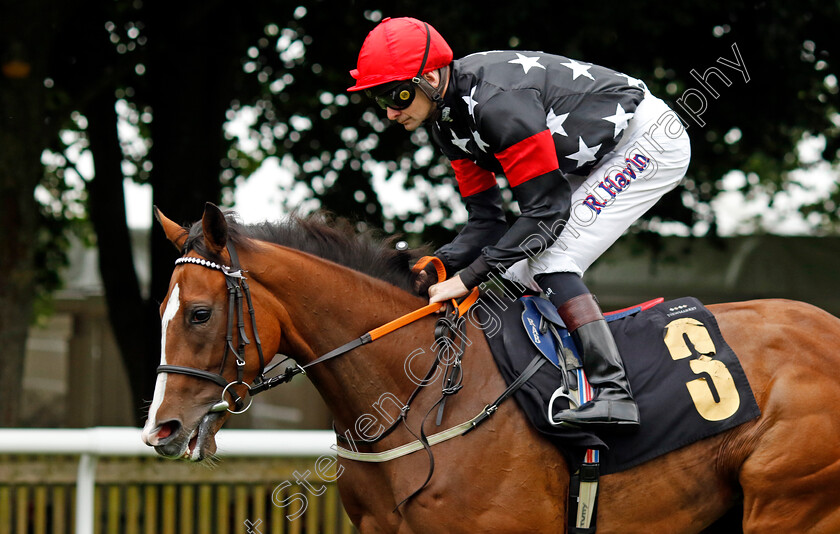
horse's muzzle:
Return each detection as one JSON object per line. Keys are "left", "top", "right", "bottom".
{"left": 144, "top": 418, "right": 186, "bottom": 457}
{"left": 148, "top": 412, "right": 221, "bottom": 461}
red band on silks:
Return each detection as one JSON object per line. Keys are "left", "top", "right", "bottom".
{"left": 495, "top": 129, "right": 560, "bottom": 187}
{"left": 412, "top": 256, "right": 447, "bottom": 283}
{"left": 452, "top": 159, "right": 496, "bottom": 197}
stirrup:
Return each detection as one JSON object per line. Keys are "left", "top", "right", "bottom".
{"left": 552, "top": 399, "right": 640, "bottom": 428}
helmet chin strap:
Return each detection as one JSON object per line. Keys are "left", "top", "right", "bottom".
{"left": 411, "top": 22, "right": 450, "bottom": 123}
{"left": 415, "top": 66, "right": 450, "bottom": 122}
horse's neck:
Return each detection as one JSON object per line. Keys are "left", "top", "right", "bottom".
{"left": 248, "top": 243, "right": 435, "bottom": 424}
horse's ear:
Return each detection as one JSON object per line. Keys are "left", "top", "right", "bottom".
{"left": 201, "top": 202, "right": 228, "bottom": 256}
{"left": 154, "top": 206, "right": 189, "bottom": 251}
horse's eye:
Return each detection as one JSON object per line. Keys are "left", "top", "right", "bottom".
{"left": 191, "top": 309, "right": 212, "bottom": 324}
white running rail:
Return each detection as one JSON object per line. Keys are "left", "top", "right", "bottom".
{"left": 0, "top": 427, "right": 337, "bottom": 534}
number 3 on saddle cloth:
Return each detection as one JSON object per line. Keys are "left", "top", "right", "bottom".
{"left": 477, "top": 294, "right": 761, "bottom": 475}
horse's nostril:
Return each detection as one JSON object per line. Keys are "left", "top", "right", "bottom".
{"left": 156, "top": 420, "right": 182, "bottom": 444}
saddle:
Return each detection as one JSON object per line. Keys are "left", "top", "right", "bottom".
{"left": 476, "top": 293, "right": 761, "bottom": 531}
{"left": 480, "top": 293, "right": 760, "bottom": 467}
{"left": 517, "top": 295, "right": 664, "bottom": 423}
{"left": 477, "top": 293, "right": 760, "bottom": 533}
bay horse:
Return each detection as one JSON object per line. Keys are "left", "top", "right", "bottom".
{"left": 142, "top": 203, "right": 840, "bottom": 533}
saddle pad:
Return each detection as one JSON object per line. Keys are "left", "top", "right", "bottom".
{"left": 477, "top": 294, "right": 761, "bottom": 474}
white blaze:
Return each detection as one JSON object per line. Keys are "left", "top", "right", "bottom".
{"left": 142, "top": 284, "right": 181, "bottom": 441}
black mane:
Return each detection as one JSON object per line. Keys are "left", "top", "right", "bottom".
{"left": 184, "top": 212, "right": 425, "bottom": 292}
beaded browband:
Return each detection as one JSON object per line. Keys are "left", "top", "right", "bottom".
{"left": 175, "top": 256, "right": 239, "bottom": 276}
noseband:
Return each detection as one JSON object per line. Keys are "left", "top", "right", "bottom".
{"left": 158, "top": 246, "right": 479, "bottom": 421}
{"left": 156, "top": 243, "right": 287, "bottom": 413}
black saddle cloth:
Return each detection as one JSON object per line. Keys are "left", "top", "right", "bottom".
{"left": 475, "top": 294, "right": 760, "bottom": 474}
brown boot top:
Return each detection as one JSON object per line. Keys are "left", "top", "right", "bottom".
{"left": 556, "top": 293, "right": 603, "bottom": 332}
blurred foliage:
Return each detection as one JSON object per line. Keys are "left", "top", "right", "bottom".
{"left": 219, "top": 0, "right": 840, "bottom": 242}
{"left": 23, "top": 0, "right": 840, "bottom": 253}
{"left": 7, "top": 0, "right": 840, "bottom": 312}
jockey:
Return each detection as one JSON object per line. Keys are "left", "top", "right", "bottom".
{"left": 348, "top": 17, "right": 691, "bottom": 430}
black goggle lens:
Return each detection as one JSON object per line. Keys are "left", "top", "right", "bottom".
{"left": 367, "top": 82, "right": 416, "bottom": 110}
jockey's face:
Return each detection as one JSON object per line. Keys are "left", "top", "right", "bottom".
{"left": 382, "top": 70, "right": 444, "bottom": 132}
{"left": 385, "top": 90, "right": 434, "bottom": 131}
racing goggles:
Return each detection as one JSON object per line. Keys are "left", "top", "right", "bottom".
{"left": 367, "top": 81, "right": 416, "bottom": 110}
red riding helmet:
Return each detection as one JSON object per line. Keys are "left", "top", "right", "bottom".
{"left": 348, "top": 17, "right": 453, "bottom": 92}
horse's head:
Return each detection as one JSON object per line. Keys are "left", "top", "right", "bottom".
{"left": 141, "top": 203, "right": 277, "bottom": 461}
{"left": 141, "top": 203, "right": 429, "bottom": 460}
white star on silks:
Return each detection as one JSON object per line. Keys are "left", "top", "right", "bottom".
{"left": 472, "top": 130, "right": 490, "bottom": 152}
{"left": 509, "top": 53, "right": 546, "bottom": 74}
{"left": 602, "top": 103, "right": 635, "bottom": 138}
{"left": 546, "top": 108, "right": 569, "bottom": 137}
{"left": 561, "top": 59, "right": 595, "bottom": 81}
{"left": 462, "top": 86, "right": 479, "bottom": 119}
{"left": 450, "top": 129, "right": 471, "bottom": 154}
{"left": 565, "top": 136, "right": 602, "bottom": 167}
{"left": 620, "top": 73, "right": 644, "bottom": 88}
{"left": 466, "top": 50, "right": 506, "bottom": 58}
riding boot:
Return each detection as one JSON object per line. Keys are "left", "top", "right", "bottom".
{"left": 553, "top": 294, "right": 640, "bottom": 430}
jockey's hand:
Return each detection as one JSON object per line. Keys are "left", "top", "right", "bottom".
{"left": 413, "top": 263, "right": 439, "bottom": 297}
{"left": 428, "top": 275, "right": 469, "bottom": 304}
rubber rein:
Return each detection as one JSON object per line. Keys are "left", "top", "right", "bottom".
{"left": 156, "top": 247, "right": 477, "bottom": 415}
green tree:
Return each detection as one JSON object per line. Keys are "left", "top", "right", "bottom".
{"left": 0, "top": 0, "right": 75, "bottom": 426}
{"left": 46, "top": 0, "right": 282, "bottom": 425}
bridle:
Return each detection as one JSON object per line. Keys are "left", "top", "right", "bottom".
{"left": 156, "top": 242, "right": 538, "bottom": 506}
{"left": 156, "top": 244, "right": 472, "bottom": 416}
{"left": 156, "top": 243, "right": 282, "bottom": 413}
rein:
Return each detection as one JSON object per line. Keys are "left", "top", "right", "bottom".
{"left": 156, "top": 247, "right": 478, "bottom": 418}
{"left": 159, "top": 244, "right": 536, "bottom": 510}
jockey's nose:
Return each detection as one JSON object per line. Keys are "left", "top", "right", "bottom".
{"left": 386, "top": 107, "right": 402, "bottom": 120}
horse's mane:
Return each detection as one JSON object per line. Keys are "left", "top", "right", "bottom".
{"left": 184, "top": 211, "right": 426, "bottom": 292}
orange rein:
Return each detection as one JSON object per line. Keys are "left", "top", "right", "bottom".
{"left": 369, "top": 256, "right": 479, "bottom": 341}
{"left": 251, "top": 256, "right": 479, "bottom": 393}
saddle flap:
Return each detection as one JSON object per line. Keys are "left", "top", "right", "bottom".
{"left": 525, "top": 295, "right": 567, "bottom": 328}
{"left": 521, "top": 296, "right": 564, "bottom": 368}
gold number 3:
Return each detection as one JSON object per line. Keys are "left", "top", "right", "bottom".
{"left": 663, "top": 317, "right": 740, "bottom": 421}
